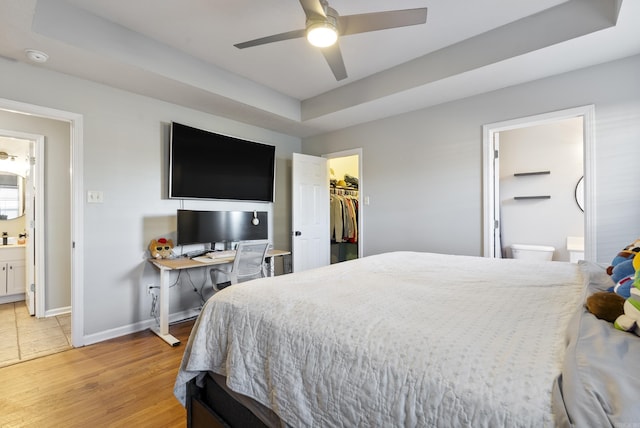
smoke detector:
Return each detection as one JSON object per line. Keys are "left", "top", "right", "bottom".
{"left": 25, "top": 49, "right": 49, "bottom": 63}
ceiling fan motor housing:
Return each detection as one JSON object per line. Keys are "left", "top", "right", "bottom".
{"left": 306, "top": 6, "right": 339, "bottom": 34}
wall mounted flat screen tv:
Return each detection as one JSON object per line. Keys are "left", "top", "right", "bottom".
{"left": 169, "top": 122, "right": 276, "bottom": 202}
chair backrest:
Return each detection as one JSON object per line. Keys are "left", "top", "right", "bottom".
{"left": 230, "top": 240, "right": 270, "bottom": 283}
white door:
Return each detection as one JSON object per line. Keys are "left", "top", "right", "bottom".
{"left": 24, "top": 141, "right": 35, "bottom": 315}
{"left": 292, "top": 153, "right": 330, "bottom": 272}
{"left": 492, "top": 134, "right": 502, "bottom": 258}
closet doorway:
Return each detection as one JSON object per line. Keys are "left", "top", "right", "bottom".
{"left": 325, "top": 149, "right": 362, "bottom": 264}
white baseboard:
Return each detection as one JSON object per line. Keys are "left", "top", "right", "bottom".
{"left": 0, "top": 293, "right": 25, "bottom": 305}
{"left": 45, "top": 306, "right": 71, "bottom": 317}
{"left": 82, "top": 308, "right": 200, "bottom": 346}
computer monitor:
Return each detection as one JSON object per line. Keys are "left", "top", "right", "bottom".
{"left": 176, "top": 210, "right": 268, "bottom": 246}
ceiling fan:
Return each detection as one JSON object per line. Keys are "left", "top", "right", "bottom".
{"left": 234, "top": 0, "right": 428, "bottom": 81}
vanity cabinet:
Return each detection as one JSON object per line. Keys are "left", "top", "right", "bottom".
{"left": 0, "top": 246, "right": 26, "bottom": 297}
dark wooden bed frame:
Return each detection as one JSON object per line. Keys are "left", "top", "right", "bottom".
{"left": 186, "top": 375, "right": 269, "bottom": 428}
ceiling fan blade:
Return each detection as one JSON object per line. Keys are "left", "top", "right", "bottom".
{"left": 320, "top": 44, "right": 347, "bottom": 81}
{"left": 298, "top": 0, "right": 327, "bottom": 20}
{"left": 338, "top": 8, "right": 427, "bottom": 36}
{"left": 234, "top": 29, "right": 307, "bottom": 49}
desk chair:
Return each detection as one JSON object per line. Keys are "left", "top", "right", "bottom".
{"left": 210, "top": 240, "right": 270, "bottom": 291}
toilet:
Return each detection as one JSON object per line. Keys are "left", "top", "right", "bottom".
{"left": 511, "top": 244, "right": 555, "bottom": 261}
{"left": 566, "top": 236, "right": 585, "bottom": 263}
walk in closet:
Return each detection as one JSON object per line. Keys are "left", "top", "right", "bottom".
{"left": 328, "top": 155, "right": 359, "bottom": 264}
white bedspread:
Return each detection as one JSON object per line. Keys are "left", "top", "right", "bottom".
{"left": 175, "top": 251, "right": 584, "bottom": 427}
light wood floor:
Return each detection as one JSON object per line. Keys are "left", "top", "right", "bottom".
{"left": 0, "top": 319, "right": 195, "bottom": 428}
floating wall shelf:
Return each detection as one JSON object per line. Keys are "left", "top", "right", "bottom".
{"left": 513, "top": 171, "right": 551, "bottom": 177}
{"left": 514, "top": 196, "right": 551, "bottom": 200}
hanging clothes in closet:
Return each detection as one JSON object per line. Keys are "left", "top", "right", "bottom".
{"left": 330, "top": 187, "right": 358, "bottom": 243}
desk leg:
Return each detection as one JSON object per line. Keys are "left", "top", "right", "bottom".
{"left": 268, "top": 256, "right": 275, "bottom": 277}
{"left": 150, "top": 267, "right": 181, "bottom": 346}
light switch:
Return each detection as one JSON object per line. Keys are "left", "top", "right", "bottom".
{"left": 87, "top": 190, "right": 104, "bottom": 203}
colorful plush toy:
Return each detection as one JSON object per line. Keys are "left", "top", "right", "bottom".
{"left": 606, "top": 239, "right": 640, "bottom": 298}
{"left": 614, "top": 253, "right": 640, "bottom": 335}
{"left": 149, "top": 238, "right": 174, "bottom": 259}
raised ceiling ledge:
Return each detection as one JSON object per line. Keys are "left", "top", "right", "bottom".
{"left": 301, "top": 0, "right": 620, "bottom": 121}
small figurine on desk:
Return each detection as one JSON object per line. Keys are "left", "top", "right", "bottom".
{"left": 149, "top": 238, "right": 175, "bottom": 259}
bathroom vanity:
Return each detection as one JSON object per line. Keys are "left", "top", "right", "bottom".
{"left": 0, "top": 245, "right": 26, "bottom": 302}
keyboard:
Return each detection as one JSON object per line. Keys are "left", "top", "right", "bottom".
{"left": 205, "top": 250, "right": 236, "bottom": 259}
{"left": 192, "top": 250, "right": 236, "bottom": 264}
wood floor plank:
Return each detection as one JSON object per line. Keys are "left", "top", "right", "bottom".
{"left": 0, "top": 319, "right": 195, "bottom": 428}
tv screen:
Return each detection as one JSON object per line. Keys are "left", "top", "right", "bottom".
{"left": 177, "top": 210, "right": 268, "bottom": 246}
{"left": 169, "top": 122, "right": 276, "bottom": 202}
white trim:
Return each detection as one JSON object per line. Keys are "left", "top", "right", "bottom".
{"left": 34, "top": 134, "right": 45, "bottom": 317}
{"left": 45, "top": 305, "right": 71, "bottom": 317}
{"left": 482, "top": 105, "right": 596, "bottom": 261}
{"left": 0, "top": 293, "right": 25, "bottom": 304}
{"left": 0, "top": 97, "right": 84, "bottom": 347}
{"left": 323, "top": 148, "right": 364, "bottom": 258}
{"left": 82, "top": 308, "right": 200, "bottom": 346}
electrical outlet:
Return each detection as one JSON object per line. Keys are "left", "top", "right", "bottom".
{"left": 147, "top": 284, "right": 154, "bottom": 294}
{"left": 87, "top": 190, "right": 104, "bottom": 203}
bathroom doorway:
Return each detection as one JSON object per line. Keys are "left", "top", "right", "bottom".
{"left": 0, "top": 97, "right": 82, "bottom": 349}
{"left": 483, "top": 105, "right": 595, "bottom": 261}
{"left": 0, "top": 131, "right": 43, "bottom": 316}
{"left": 497, "top": 118, "right": 584, "bottom": 261}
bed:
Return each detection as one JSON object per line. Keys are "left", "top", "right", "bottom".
{"left": 174, "top": 251, "right": 640, "bottom": 427}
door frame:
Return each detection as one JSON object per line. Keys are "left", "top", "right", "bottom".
{"left": 482, "top": 105, "right": 595, "bottom": 261}
{"left": 0, "top": 129, "right": 45, "bottom": 316}
{"left": 324, "top": 148, "right": 364, "bottom": 260}
{"left": 0, "top": 97, "right": 84, "bottom": 347}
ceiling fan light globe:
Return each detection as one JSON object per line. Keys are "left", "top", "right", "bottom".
{"left": 306, "top": 23, "right": 338, "bottom": 47}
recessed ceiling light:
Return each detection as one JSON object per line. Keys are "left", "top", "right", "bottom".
{"left": 24, "top": 49, "right": 49, "bottom": 63}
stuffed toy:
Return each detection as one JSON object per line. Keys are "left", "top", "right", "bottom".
{"left": 586, "top": 292, "right": 626, "bottom": 323}
{"left": 606, "top": 239, "right": 640, "bottom": 298}
{"left": 149, "top": 238, "right": 174, "bottom": 259}
{"left": 614, "top": 253, "right": 640, "bottom": 335}
{"left": 606, "top": 238, "right": 640, "bottom": 274}
{"left": 607, "top": 250, "right": 636, "bottom": 275}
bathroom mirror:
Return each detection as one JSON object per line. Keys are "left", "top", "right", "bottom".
{"left": 575, "top": 176, "right": 584, "bottom": 212}
{"left": 0, "top": 172, "right": 25, "bottom": 220}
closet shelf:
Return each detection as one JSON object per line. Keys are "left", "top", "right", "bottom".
{"left": 514, "top": 171, "right": 550, "bottom": 177}
{"left": 514, "top": 196, "right": 551, "bottom": 200}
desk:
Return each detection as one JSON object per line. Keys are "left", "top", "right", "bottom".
{"left": 149, "top": 249, "right": 290, "bottom": 346}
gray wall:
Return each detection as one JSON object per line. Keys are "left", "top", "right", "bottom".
{"left": 0, "top": 60, "right": 300, "bottom": 338}
{"left": 302, "top": 54, "right": 640, "bottom": 264}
